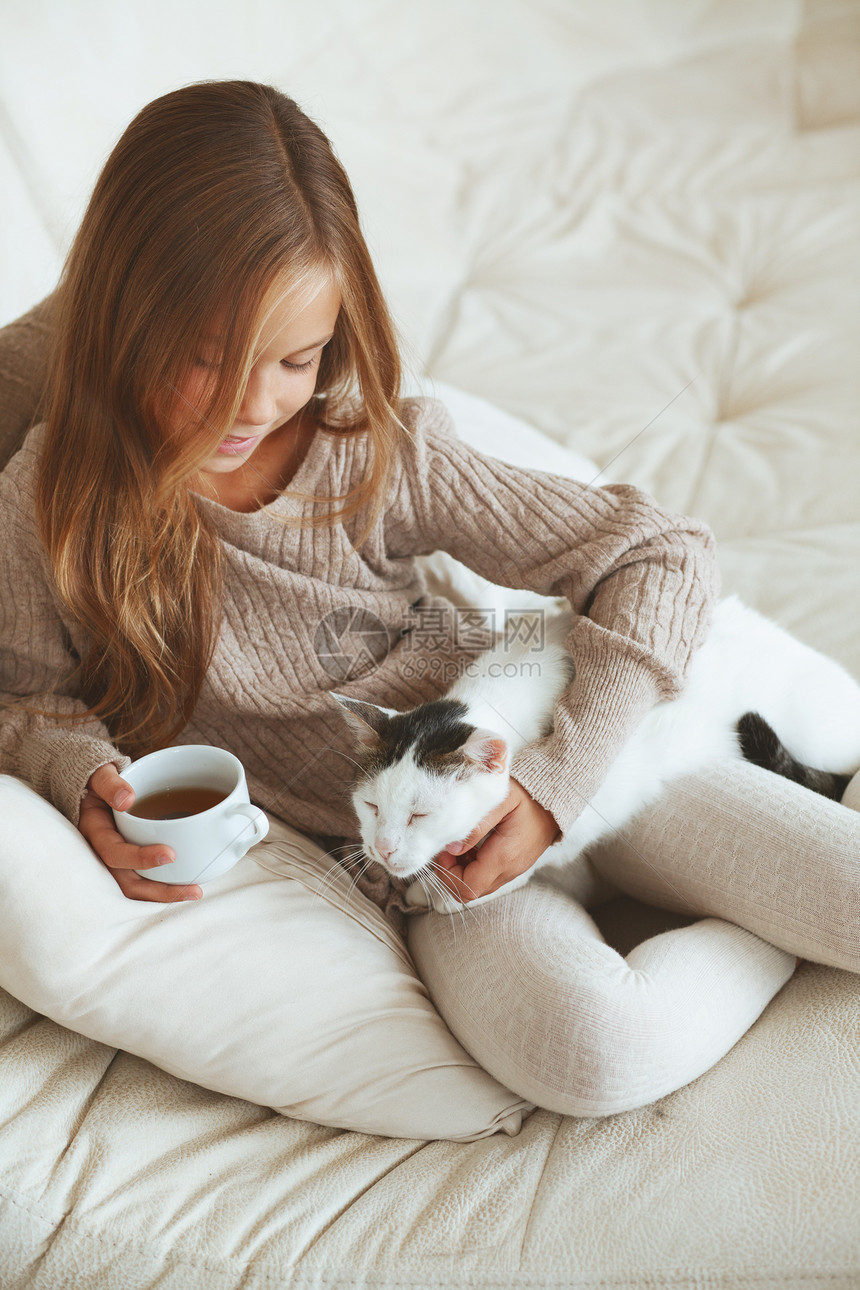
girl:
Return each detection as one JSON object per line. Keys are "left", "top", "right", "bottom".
{"left": 0, "top": 80, "right": 857, "bottom": 1138}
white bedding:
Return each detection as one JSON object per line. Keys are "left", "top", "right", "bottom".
{"left": 1, "top": 3, "right": 859, "bottom": 1287}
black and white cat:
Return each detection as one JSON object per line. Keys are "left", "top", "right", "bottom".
{"left": 331, "top": 596, "right": 860, "bottom": 913}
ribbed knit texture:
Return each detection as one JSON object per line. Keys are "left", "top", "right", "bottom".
{"left": 0, "top": 398, "right": 720, "bottom": 924}
{"left": 0, "top": 297, "right": 52, "bottom": 467}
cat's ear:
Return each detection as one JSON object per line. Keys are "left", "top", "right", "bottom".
{"left": 460, "top": 728, "right": 509, "bottom": 775}
{"left": 330, "top": 692, "right": 397, "bottom": 747}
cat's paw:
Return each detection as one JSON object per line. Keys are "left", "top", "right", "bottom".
{"left": 404, "top": 878, "right": 462, "bottom": 915}
{"left": 404, "top": 879, "right": 431, "bottom": 909}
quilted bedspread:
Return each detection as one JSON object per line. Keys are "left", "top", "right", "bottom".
{"left": 1, "top": 2, "right": 859, "bottom": 1287}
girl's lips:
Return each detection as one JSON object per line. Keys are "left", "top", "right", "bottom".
{"left": 217, "top": 434, "right": 261, "bottom": 456}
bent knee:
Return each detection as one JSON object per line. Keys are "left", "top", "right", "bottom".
{"left": 511, "top": 989, "right": 679, "bottom": 1118}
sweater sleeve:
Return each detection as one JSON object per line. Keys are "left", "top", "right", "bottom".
{"left": 0, "top": 430, "right": 131, "bottom": 826}
{"left": 383, "top": 398, "right": 721, "bottom": 835}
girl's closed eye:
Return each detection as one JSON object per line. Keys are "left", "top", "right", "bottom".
{"left": 281, "top": 355, "right": 317, "bottom": 373}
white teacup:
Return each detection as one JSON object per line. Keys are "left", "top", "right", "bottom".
{"left": 112, "top": 744, "right": 269, "bottom": 885}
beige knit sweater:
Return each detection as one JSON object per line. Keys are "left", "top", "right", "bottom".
{"left": 0, "top": 395, "right": 720, "bottom": 924}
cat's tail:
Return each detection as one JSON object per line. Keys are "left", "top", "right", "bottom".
{"left": 736, "top": 712, "right": 851, "bottom": 802}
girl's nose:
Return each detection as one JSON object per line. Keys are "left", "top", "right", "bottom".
{"left": 238, "top": 366, "right": 278, "bottom": 427}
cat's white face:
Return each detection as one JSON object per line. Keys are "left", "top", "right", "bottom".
{"left": 331, "top": 692, "right": 511, "bottom": 882}
{"left": 354, "top": 749, "right": 510, "bottom": 879}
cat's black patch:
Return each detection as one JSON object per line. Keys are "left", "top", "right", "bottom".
{"left": 359, "top": 698, "right": 477, "bottom": 780}
{"left": 736, "top": 712, "right": 850, "bottom": 801}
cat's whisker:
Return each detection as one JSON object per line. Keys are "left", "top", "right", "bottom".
{"left": 326, "top": 845, "right": 363, "bottom": 864}
{"left": 422, "top": 870, "right": 463, "bottom": 935}
{"left": 329, "top": 775, "right": 362, "bottom": 793}
{"left": 325, "top": 840, "right": 365, "bottom": 855}
{"left": 412, "top": 870, "right": 452, "bottom": 935}
{"left": 328, "top": 747, "right": 366, "bottom": 776}
{"left": 323, "top": 858, "right": 363, "bottom": 909}
{"left": 343, "top": 857, "right": 375, "bottom": 910}
{"left": 335, "top": 848, "right": 365, "bottom": 866}
{"left": 444, "top": 868, "right": 482, "bottom": 904}
{"left": 423, "top": 866, "right": 478, "bottom": 931}
{"left": 316, "top": 850, "right": 367, "bottom": 902}
{"left": 417, "top": 871, "right": 460, "bottom": 940}
{"left": 327, "top": 852, "right": 367, "bottom": 886}
{"left": 315, "top": 863, "right": 348, "bottom": 902}
{"left": 317, "top": 844, "right": 365, "bottom": 878}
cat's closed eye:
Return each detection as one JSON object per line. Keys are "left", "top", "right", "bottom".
{"left": 409, "top": 813, "right": 428, "bottom": 825}
{"left": 364, "top": 801, "right": 378, "bottom": 814}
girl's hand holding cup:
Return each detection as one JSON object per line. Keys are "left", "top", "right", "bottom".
{"left": 79, "top": 763, "right": 199, "bottom": 903}
{"left": 80, "top": 746, "right": 269, "bottom": 903}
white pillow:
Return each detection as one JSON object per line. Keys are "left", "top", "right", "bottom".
{"left": 0, "top": 775, "right": 530, "bottom": 1141}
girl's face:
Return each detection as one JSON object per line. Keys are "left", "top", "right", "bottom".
{"left": 186, "top": 278, "right": 341, "bottom": 476}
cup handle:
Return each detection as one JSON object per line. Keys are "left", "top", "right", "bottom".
{"left": 226, "top": 803, "right": 270, "bottom": 856}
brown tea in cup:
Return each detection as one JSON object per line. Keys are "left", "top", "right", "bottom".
{"left": 114, "top": 745, "right": 269, "bottom": 884}
{"left": 128, "top": 786, "right": 228, "bottom": 821}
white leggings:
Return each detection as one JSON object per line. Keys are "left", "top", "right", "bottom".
{"left": 407, "top": 759, "right": 860, "bottom": 1117}
{"left": 1, "top": 761, "right": 857, "bottom": 1138}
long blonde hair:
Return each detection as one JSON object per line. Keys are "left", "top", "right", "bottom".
{"left": 34, "top": 80, "right": 405, "bottom": 757}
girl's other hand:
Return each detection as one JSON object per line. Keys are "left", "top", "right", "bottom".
{"left": 431, "top": 777, "right": 561, "bottom": 903}
{"left": 79, "top": 763, "right": 202, "bottom": 902}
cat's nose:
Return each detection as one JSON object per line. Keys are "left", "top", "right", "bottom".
{"left": 375, "top": 839, "right": 397, "bottom": 864}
